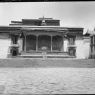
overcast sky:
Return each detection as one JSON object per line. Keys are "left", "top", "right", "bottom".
{"left": 0, "top": 2, "right": 95, "bottom": 30}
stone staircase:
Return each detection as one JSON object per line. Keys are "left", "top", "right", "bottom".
{"left": 18, "top": 52, "right": 75, "bottom": 58}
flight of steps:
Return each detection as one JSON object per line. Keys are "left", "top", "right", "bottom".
{"left": 18, "top": 52, "right": 75, "bottom": 58}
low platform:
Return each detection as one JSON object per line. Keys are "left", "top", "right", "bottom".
{"left": 18, "top": 52, "right": 75, "bottom": 58}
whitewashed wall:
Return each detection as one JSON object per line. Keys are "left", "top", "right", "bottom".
{"left": 75, "top": 38, "right": 84, "bottom": 59}
{"left": 0, "top": 39, "right": 11, "bottom": 58}
{"left": 83, "top": 37, "right": 90, "bottom": 59}
{"left": 64, "top": 39, "right": 68, "bottom": 52}
{"left": 75, "top": 36, "right": 90, "bottom": 59}
{"left": 18, "top": 38, "right": 23, "bottom": 53}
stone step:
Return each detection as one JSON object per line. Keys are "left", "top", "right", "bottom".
{"left": 19, "top": 54, "right": 75, "bottom": 58}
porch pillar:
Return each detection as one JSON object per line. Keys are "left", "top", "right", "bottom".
{"left": 62, "top": 36, "right": 64, "bottom": 52}
{"left": 93, "top": 36, "right": 95, "bottom": 52}
{"left": 51, "top": 36, "right": 52, "bottom": 52}
{"left": 36, "top": 35, "right": 38, "bottom": 52}
{"left": 18, "top": 37, "right": 23, "bottom": 53}
{"left": 24, "top": 35, "right": 26, "bottom": 52}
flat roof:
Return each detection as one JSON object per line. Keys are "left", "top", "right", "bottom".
{"left": 0, "top": 25, "right": 83, "bottom": 30}
{"left": 0, "top": 25, "right": 83, "bottom": 35}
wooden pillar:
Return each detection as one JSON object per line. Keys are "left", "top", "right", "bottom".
{"left": 51, "top": 36, "right": 52, "bottom": 52}
{"left": 62, "top": 36, "right": 64, "bottom": 52}
{"left": 24, "top": 34, "right": 26, "bottom": 52}
{"left": 93, "top": 36, "right": 94, "bottom": 51}
{"left": 18, "top": 36, "right": 22, "bottom": 53}
{"left": 36, "top": 35, "right": 38, "bottom": 52}
{"left": 93, "top": 35, "right": 95, "bottom": 52}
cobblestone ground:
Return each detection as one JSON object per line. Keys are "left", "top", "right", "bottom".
{"left": 0, "top": 68, "right": 95, "bottom": 94}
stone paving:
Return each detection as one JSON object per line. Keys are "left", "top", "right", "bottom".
{"left": 0, "top": 59, "right": 94, "bottom": 68}
{"left": 0, "top": 67, "right": 95, "bottom": 94}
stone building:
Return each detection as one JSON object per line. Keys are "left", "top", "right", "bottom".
{"left": 0, "top": 17, "right": 90, "bottom": 59}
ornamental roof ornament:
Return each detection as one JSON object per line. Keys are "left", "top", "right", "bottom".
{"left": 41, "top": 16, "right": 46, "bottom": 26}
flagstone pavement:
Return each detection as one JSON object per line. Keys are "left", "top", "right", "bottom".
{"left": 0, "top": 59, "right": 94, "bottom": 94}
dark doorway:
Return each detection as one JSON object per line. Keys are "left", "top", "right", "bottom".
{"left": 52, "top": 35, "right": 63, "bottom": 51}
{"left": 38, "top": 35, "right": 51, "bottom": 51}
{"left": 26, "top": 35, "right": 36, "bottom": 51}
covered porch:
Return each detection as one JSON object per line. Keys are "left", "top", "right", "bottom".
{"left": 10, "top": 27, "right": 76, "bottom": 58}
{"left": 25, "top": 34, "right": 64, "bottom": 53}
{"left": 19, "top": 27, "right": 69, "bottom": 53}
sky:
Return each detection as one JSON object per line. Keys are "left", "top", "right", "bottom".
{"left": 0, "top": 2, "right": 95, "bottom": 31}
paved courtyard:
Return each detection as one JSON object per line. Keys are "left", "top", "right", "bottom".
{"left": 0, "top": 59, "right": 94, "bottom": 94}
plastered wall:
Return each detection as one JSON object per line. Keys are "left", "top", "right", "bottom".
{"left": 83, "top": 37, "right": 90, "bottom": 59}
{"left": 64, "top": 39, "right": 68, "bottom": 52}
{"left": 75, "top": 38, "right": 84, "bottom": 59}
{"left": 18, "top": 38, "right": 23, "bottom": 52}
{"left": 0, "top": 39, "right": 11, "bottom": 58}
{"left": 75, "top": 36, "right": 90, "bottom": 59}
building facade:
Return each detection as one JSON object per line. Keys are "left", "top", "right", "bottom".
{"left": 84, "top": 29, "right": 95, "bottom": 58}
{"left": 0, "top": 17, "right": 91, "bottom": 59}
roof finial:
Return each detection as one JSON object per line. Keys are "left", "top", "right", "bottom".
{"left": 42, "top": 16, "right": 45, "bottom": 23}
{"left": 41, "top": 16, "right": 46, "bottom": 26}
{"left": 43, "top": 16, "right": 45, "bottom": 19}
{"left": 42, "top": 16, "right": 45, "bottom": 21}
